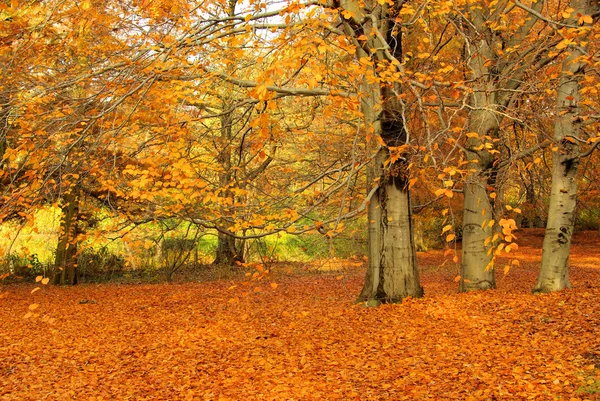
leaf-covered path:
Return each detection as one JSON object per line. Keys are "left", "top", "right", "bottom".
{"left": 2, "top": 230, "right": 600, "bottom": 400}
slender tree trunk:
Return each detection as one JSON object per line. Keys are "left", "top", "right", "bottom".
{"left": 534, "top": 13, "right": 590, "bottom": 292}
{"left": 52, "top": 189, "right": 80, "bottom": 285}
{"left": 460, "top": 102, "right": 498, "bottom": 291}
{"left": 0, "top": 93, "right": 8, "bottom": 163}
{"left": 212, "top": 109, "right": 244, "bottom": 266}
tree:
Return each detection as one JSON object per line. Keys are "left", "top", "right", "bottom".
{"left": 535, "top": 0, "right": 599, "bottom": 293}
{"left": 328, "top": 0, "right": 424, "bottom": 304}
{"left": 452, "top": 0, "right": 557, "bottom": 291}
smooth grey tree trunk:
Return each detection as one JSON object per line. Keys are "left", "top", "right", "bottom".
{"left": 354, "top": 60, "right": 422, "bottom": 304}
{"left": 358, "top": 148, "right": 423, "bottom": 304}
{"left": 459, "top": 37, "right": 499, "bottom": 292}
{"left": 458, "top": 0, "right": 548, "bottom": 292}
{"left": 534, "top": 4, "right": 592, "bottom": 292}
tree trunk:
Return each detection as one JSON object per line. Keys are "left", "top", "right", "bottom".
{"left": 534, "top": 12, "right": 589, "bottom": 292}
{"left": 52, "top": 189, "right": 80, "bottom": 285}
{"left": 334, "top": 1, "right": 422, "bottom": 304}
{"left": 358, "top": 148, "right": 423, "bottom": 304}
{"left": 457, "top": 12, "right": 504, "bottom": 291}
{"left": 212, "top": 108, "right": 244, "bottom": 267}
{"left": 212, "top": 232, "right": 243, "bottom": 266}
{"left": 460, "top": 101, "right": 498, "bottom": 291}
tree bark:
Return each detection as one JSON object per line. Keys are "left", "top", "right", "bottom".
{"left": 459, "top": 35, "right": 499, "bottom": 291}
{"left": 333, "top": 0, "right": 423, "bottom": 304}
{"left": 52, "top": 189, "right": 80, "bottom": 285}
{"left": 534, "top": 7, "right": 591, "bottom": 292}
{"left": 458, "top": 0, "right": 547, "bottom": 291}
{"left": 358, "top": 148, "right": 423, "bottom": 304}
{"left": 213, "top": 231, "right": 244, "bottom": 266}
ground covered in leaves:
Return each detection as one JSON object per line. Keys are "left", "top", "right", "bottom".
{"left": 1, "top": 230, "right": 600, "bottom": 400}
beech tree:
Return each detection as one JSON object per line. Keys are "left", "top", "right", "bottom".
{"left": 535, "top": 0, "right": 599, "bottom": 293}
{"left": 451, "top": 0, "right": 558, "bottom": 291}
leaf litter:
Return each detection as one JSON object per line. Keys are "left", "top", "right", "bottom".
{"left": 1, "top": 230, "right": 599, "bottom": 400}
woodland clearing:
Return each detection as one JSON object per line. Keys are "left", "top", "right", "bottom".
{"left": 1, "top": 229, "right": 600, "bottom": 401}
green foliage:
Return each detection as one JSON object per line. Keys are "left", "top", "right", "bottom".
{"left": 2, "top": 253, "right": 47, "bottom": 279}
{"left": 575, "top": 207, "right": 600, "bottom": 231}
{"left": 250, "top": 224, "right": 367, "bottom": 263}
{"left": 413, "top": 215, "right": 460, "bottom": 251}
{"left": 577, "top": 374, "right": 600, "bottom": 395}
{"left": 77, "top": 248, "right": 125, "bottom": 283}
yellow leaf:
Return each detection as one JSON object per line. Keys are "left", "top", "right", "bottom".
{"left": 504, "top": 265, "right": 511, "bottom": 275}
{"left": 453, "top": 255, "right": 459, "bottom": 263}
{"left": 512, "top": 259, "right": 520, "bottom": 266}
{"left": 31, "top": 287, "right": 40, "bottom": 294}
{"left": 270, "top": 282, "right": 278, "bottom": 290}
{"left": 29, "top": 303, "right": 39, "bottom": 311}
{"left": 513, "top": 208, "right": 522, "bottom": 214}
{"left": 336, "top": 276, "right": 344, "bottom": 280}
{"left": 446, "top": 233, "right": 456, "bottom": 242}
{"left": 286, "top": 226, "right": 297, "bottom": 233}
{"left": 556, "top": 39, "right": 571, "bottom": 50}
{"left": 454, "top": 275, "right": 461, "bottom": 282}
{"left": 35, "top": 276, "right": 43, "bottom": 282}
{"left": 490, "top": 192, "right": 497, "bottom": 199}
{"left": 41, "top": 278, "right": 50, "bottom": 285}
{"left": 81, "top": 0, "right": 91, "bottom": 10}
{"left": 442, "top": 224, "right": 453, "bottom": 233}
{"left": 23, "top": 312, "right": 33, "bottom": 319}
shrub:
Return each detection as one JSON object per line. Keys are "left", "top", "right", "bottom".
{"left": 77, "top": 248, "right": 125, "bottom": 282}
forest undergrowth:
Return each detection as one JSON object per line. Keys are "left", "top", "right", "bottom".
{"left": 1, "top": 230, "right": 599, "bottom": 400}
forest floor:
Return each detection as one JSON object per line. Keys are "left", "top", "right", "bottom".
{"left": 1, "top": 229, "right": 600, "bottom": 400}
